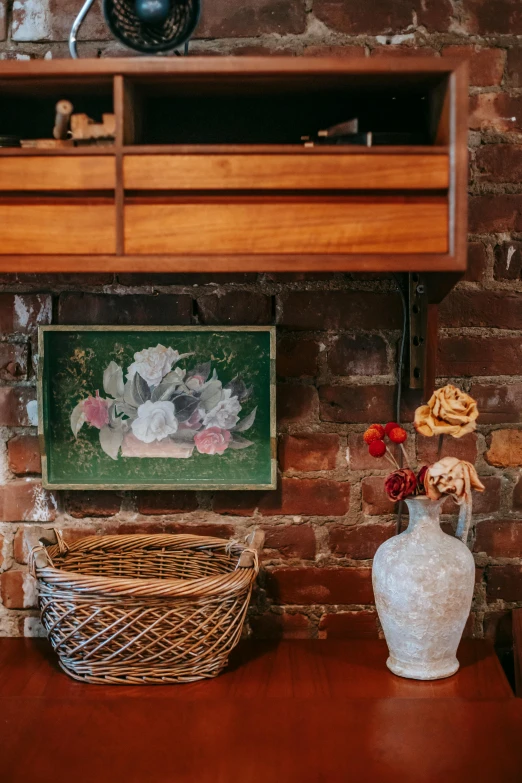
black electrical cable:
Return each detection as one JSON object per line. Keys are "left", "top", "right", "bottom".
{"left": 393, "top": 274, "right": 408, "bottom": 535}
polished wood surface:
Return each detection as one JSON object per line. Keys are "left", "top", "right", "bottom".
{"left": 0, "top": 204, "right": 116, "bottom": 254}
{"left": 0, "top": 156, "right": 115, "bottom": 190}
{"left": 123, "top": 153, "right": 449, "bottom": 191}
{"left": 125, "top": 200, "right": 448, "bottom": 255}
{"left": 1, "top": 639, "right": 519, "bottom": 783}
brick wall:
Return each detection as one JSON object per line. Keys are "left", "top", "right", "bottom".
{"left": 0, "top": 2, "right": 521, "bottom": 653}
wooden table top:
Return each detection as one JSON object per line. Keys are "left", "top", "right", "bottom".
{"left": 2, "top": 638, "right": 521, "bottom": 783}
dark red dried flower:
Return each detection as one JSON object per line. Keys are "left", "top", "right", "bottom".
{"left": 384, "top": 468, "right": 417, "bottom": 502}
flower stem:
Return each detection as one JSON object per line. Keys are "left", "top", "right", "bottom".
{"left": 437, "top": 434, "right": 444, "bottom": 461}
{"left": 385, "top": 447, "right": 400, "bottom": 469}
{"left": 399, "top": 443, "right": 410, "bottom": 467}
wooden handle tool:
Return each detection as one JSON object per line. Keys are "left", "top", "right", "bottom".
{"left": 53, "top": 100, "right": 74, "bottom": 140}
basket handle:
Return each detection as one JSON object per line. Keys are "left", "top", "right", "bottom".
{"left": 28, "top": 529, "right": 68, "bottom": 577}
{"left": 237, "top": 529, "right": 265, "bottom": 570}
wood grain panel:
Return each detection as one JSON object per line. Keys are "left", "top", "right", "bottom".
{"left": 125, "top": 200, "right": 448, "bottom": 255}
{"left": 0, "top": 157, "right": 115, "bottom": 190}
{"left": 124, "top": 154, "right": 449, "bottom": 191}
{"left": 0, "top": 205, "right": 116, "bottom": 254}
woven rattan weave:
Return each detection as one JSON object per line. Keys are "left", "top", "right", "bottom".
{"left": 31, "top": 532, "right": 259, "bottom": 684}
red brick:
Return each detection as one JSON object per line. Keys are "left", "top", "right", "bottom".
{"left": 277, "top": 385, "right": 318, "bottom": 425}
{"left": 416, "top": 432, "right": 478, "bottom": 465}
{"left": 507, "top": 48, "right": 522, "bottom": 87}
{"left": 483, "top": 611, "right": 513, "bottom": 647}
{"left": 12, "top": 0, "right": 109, "bottom": 41}
{"left": 494, "top": 241, "right": 522, "bottom": 280}
{"left": 0, "top": 344, "right": 27, "bottom": 381}
{"left": 370, "top": 46, "right": 438, "bottom": 58}
{"left": 277, "top": 336, "right": 320, "bottom": 377}
{"left": 511, "top": 476, "right": 522, "bottom": 510}
{"left": 470, "top": 383, "right": 522, "bottom": 424}
{"left": 440, "top": 290, "right": 522, "bottom": 329}
{"left": 487, "top": 564, "right": 522, "bottom": 602}
{"left": 318, "top": 610, "right": 379, "bottom": 639}
{"left": 0, "top": 293, "right": 51, "bottom": 334}
{"left": 0, "top": 569, "right": 36, "bottom": 609}
{"left": 58, "top": 293, "right": 192, "bottom": 325}
{"left": 442, "top": 476, "right": 500, "bottom": 515}
{"left": 0, "top": 387, "right": 36, "bottom": 426}
{"left": 361, "top": 477, "right": 397, "bottom": 515}
{"left": 328, "top": 523, "right": 394, "bottom": 559}
{"left": 196, "top": 0, "right": 306, "bottom": 37}
{"left": 469, "top": 93, "right": 522, "bottom": 133}
{"left": 65, "top": 491, "right": 121, "bottom": 518}
{"left": 278, "top": 433, "right": 340, "bottom": 472}
{"left": 8, "top": 434, "right": 41, "bottom": 475}
{"left": 313, "top": 0, "right": 451, "bottom": 33}
{"left": 474, "top": 520, "right": 522, "bottom": 557}
{"left": 486, "top": 429, "right": 522, "bottom": 468}
{"left": 442, "top": 46, "right": 505, "bottom": 86}
{"left": 213, "top": 477, "right": 350, "bottom": 517}
{"left": 469, "top": 195, "right": 522, "bottom": 234}
{"left": 465, "top": 242, "right": 488, "bottom": 283}
{"left": 327, "top": 334, "right": 389, "bottom": 376}
{"left": 267, "top": 566, "right": 373, "bottom": 605}
{"left": 438, "top": 335, "right": 522, "bottom": 377}
{"left": 302, "top": 45, "right": 366, "bottom": 57}
{"left": 249, "top": 612, "right": 312, "bottom": 639}
{"left": 476, "top": 145, "right": 522, "bottom": 184}
{"left": 135, "top": 492, "right": 199, "bottom": 514}
{"left": 262, "top": 525, "right": 316, "bottom": 560}
{"left": 279, "top": 292, "right": 402, "bottom": 331}
{"left": 319, "top": 385, "right": 394, "bottom": 424}
{"left": 0, "top": 479, "right": 57, "bottom": 522}
{"left": 463, "top": 0, "right": 522, "bottom": 34}
{"left": 196, "top": 292, "right": 272, "bottom": 325}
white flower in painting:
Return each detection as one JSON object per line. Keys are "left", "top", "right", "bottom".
{"left": 131, "top": 400, "right": 178, "bottom": 443}
{"left": 126, "top": 345, "right": 180, "bottom": 388}
{"left": 202, "top": 389, "right": 241, "bottom": 430}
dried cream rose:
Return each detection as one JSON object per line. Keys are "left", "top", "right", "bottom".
{"left": 424, "top": 457, "right": 485, "bottom": 544}
{"left": 424, "top": 457, "right": 485, "bottom": 503}
{"left": 414, "top": 384, "right": 478, "bottom": 439}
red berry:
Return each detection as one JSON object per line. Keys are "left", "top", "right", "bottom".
{"left": 368, "top": 440, "right": 386, "bottom": 458}
{"left": 384, "top": 421, "right": 400, "bottom": 437}
{"left": 370, "top": 424, "right": 385, "bottom": 439}
{"left": 363, "top": 427, "right": 381, "bottom": 445}
{"left": 389, "top": 427, "right": 407, "bottom": 444}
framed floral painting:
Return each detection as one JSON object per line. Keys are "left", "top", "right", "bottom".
{"left": 38, "top": 326, "right": 276, "bottom": 490}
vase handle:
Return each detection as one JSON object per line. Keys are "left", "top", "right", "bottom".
{"left": 455, "top": 500, "right": 472, "bottom": 547}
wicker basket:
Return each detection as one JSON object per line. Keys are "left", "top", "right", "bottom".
{"left": 30, "top": 530, "right": 261, "bottom": 685}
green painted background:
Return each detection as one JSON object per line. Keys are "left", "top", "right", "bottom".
{"left": 41, "top": 329, "right": 274, "bottom": 488}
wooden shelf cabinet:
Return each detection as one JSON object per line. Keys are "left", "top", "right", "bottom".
{"left": 0, "top": 57, "right": 468, "bottom": 274}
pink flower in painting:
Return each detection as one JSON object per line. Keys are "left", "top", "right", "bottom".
{"left": 84, "top": 391, "right": 110, "bottom": 430}
{"left": 194, "top": 427, "right": 231, "bottom": 455}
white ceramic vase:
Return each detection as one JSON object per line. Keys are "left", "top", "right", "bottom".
{"left": 372, "top": 496, "right": 475, "bottom": 681}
